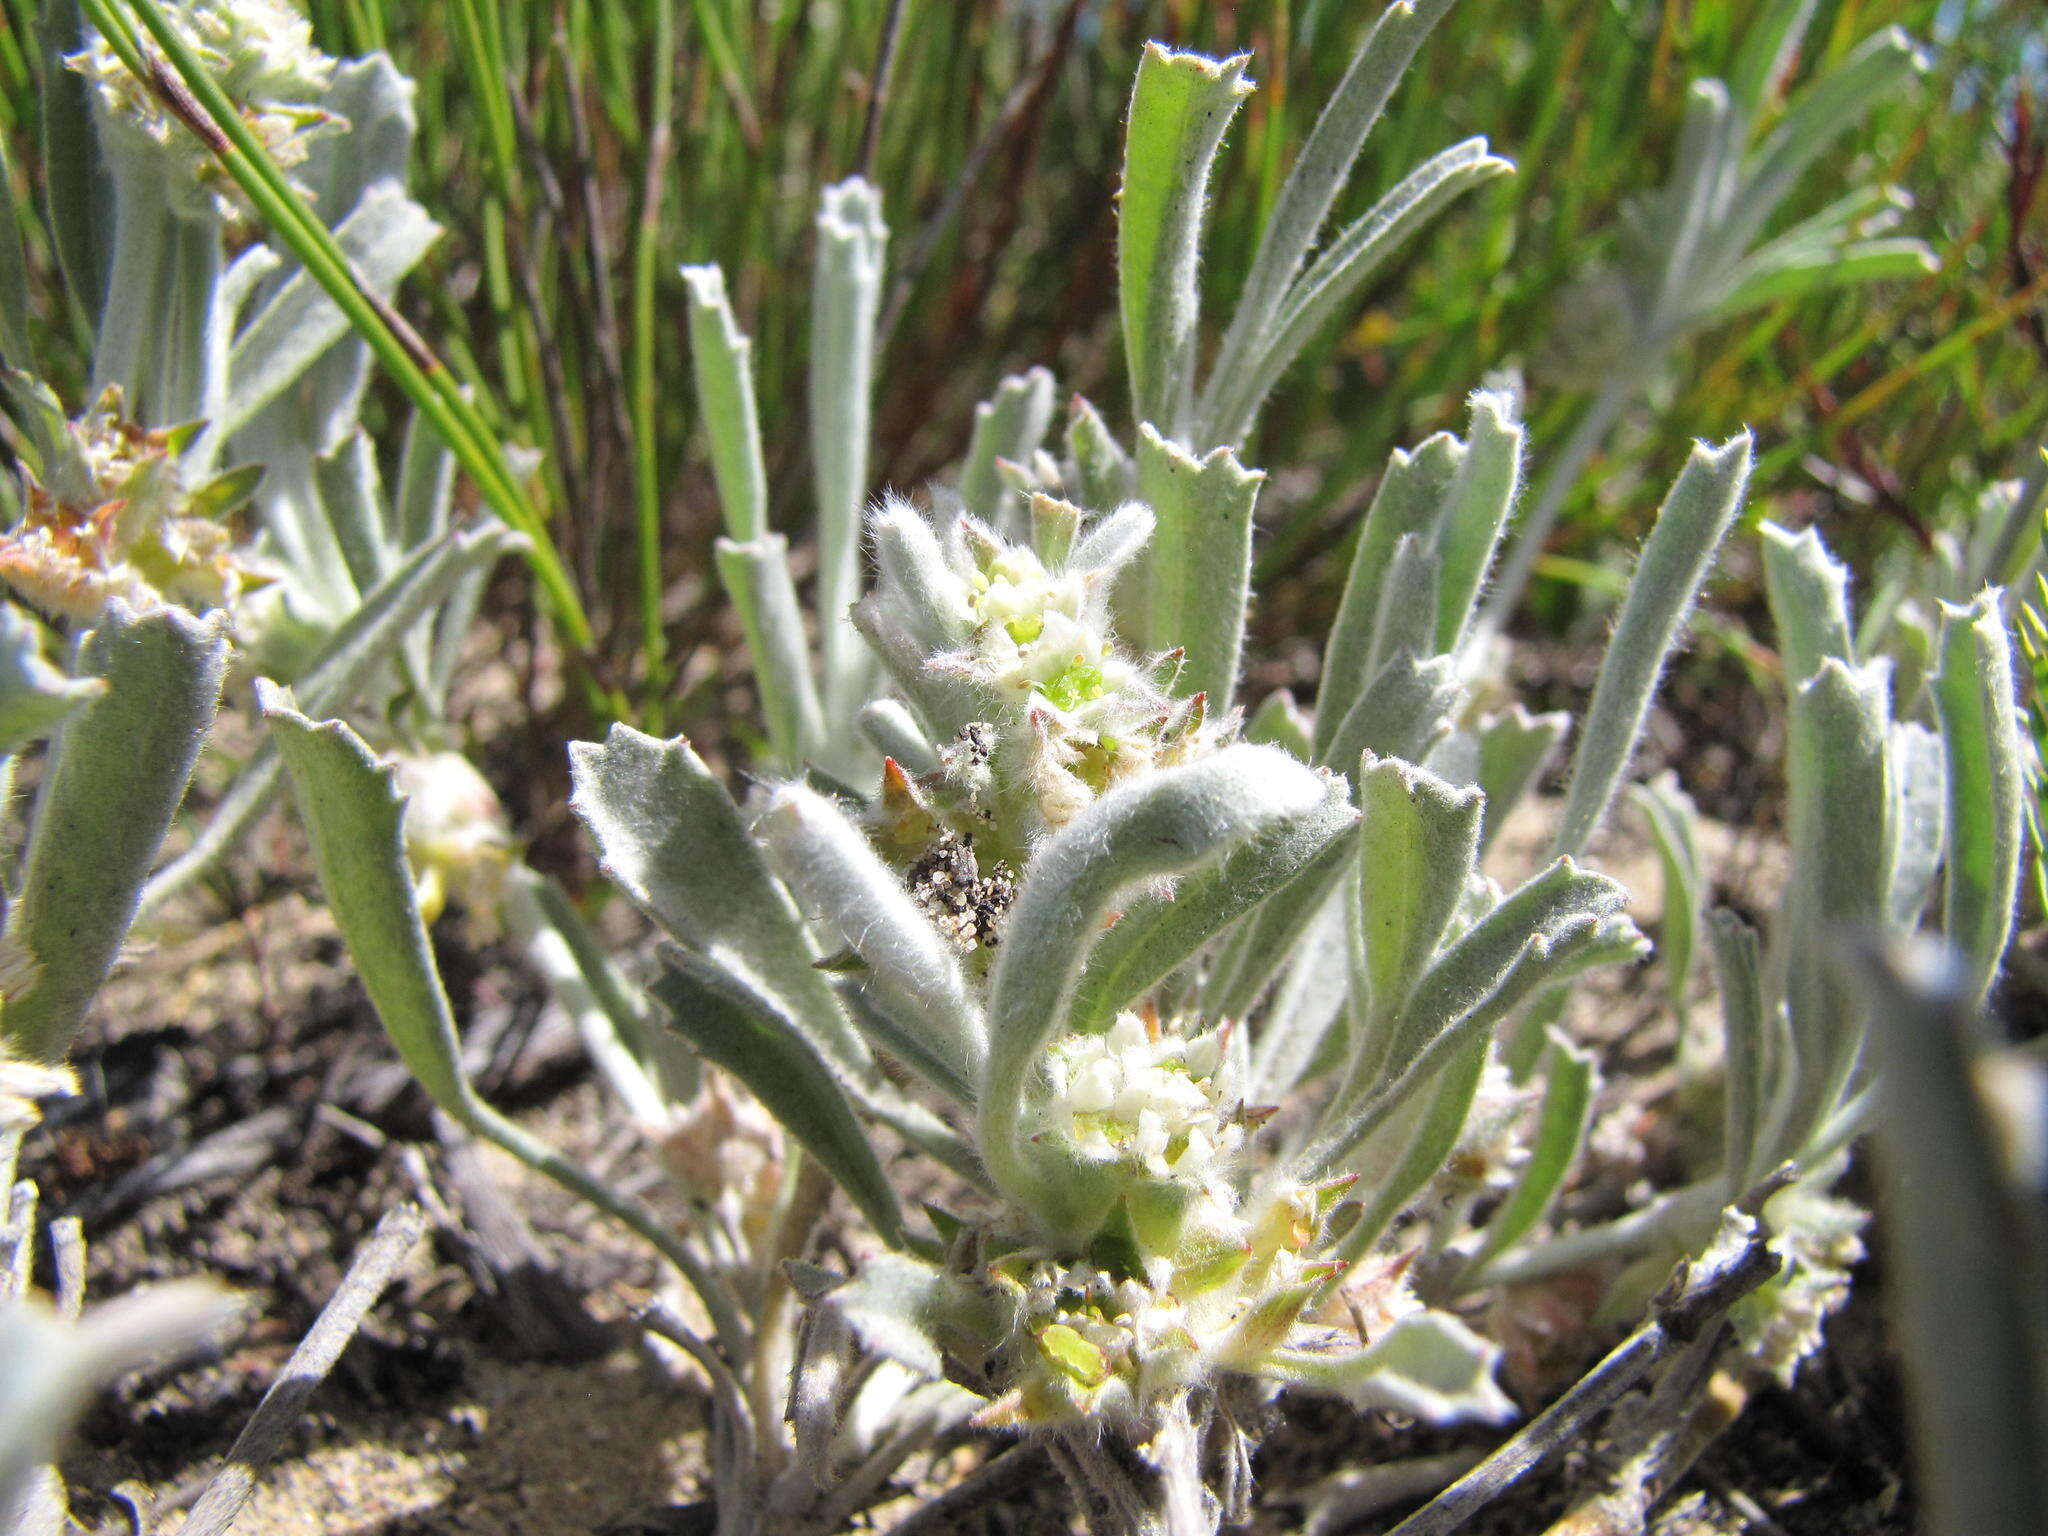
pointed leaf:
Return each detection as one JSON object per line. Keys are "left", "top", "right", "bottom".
{"left": 216, "top": 183, "right": 440, "bottom": 446}
{"left": 1316, "top": 433, "right": 1463, "bottom": 758}
{"left": 1203, "top": 138, "right": 1511, "bottom": 445}
{"left": 1320, "top": 650, "right": 1464, "bottom": 775}
{"left": 140, "top": 522, "right": 521, "bottom": 910}
{"left": 1858, "top": 938, "right": 2048, "bottom": 1536}
{"left": 1065, "top": 395, "right": 1137, "bottom": 513}
{"left": 959, "top": 368, "right": 1056, "bottom": 528}
{"left": 1475, "top": 706, "right": 1569, "bottom": 852}
{"left": 1433, "top": 389, "right": 1525, "bottom": 653}
{"left": 1630, "top": 774, "right": 1705, "bottom": 1025}
{"left": 1119, "top": 46, "right": 1253, "bottom": 437}
{"left": 1760, "top": 521, "right": 1854, "bottom": 685}
{"left": 1710, "top": 908, "right": 1770, "bottom": 1196}
{"left": 1201, "top": 0, "right": 1458, "bottom": 444}
{"left": 810, "top": 178, "right": 888, "bottom": 716}
{"left": 1554, "top": 434, "right": 1752, "bottom": 856}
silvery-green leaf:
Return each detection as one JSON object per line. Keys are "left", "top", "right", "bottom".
{"left": 567, "top": 726, "right": 869, "bottom": 1076}
{"left": 1727, "top": 0, "right": 1821, "bottom": 119}
{"left": 756, "top": 783, "right": 984, "bottom": 1094}
{"left": 1703, "top": 29, "right": 1928, "bottom": 283}
{"left": 314, "top": 430, "right": 394, "bottom": 600}
{"left": 0, "top": 604, "right": 102, "bottom": 757}
{"left": 1433, "top": 389, "right": 1525, "bottom": 653}
{"left": 1856, "top": 937, "right": 2048, "bottom": 1536}
{"left": 1031, "top": 494, "right": 1082, "bottom": 569}
{"left": 980, "top": 745, "right": 1329, "bottom": 1227}
{"left": 1203, "top": 832, "right": 1353, "bottom": 1023}
{"left": 1307, "top": 861, "right": 1641, "bottom": 1173}
{"left": 263, "top": 54, "right": 424, "bottom": 452}
{"left": 653, "top": 951, "right": 900, "bottom": 1243}
{"left": 835, "top": 978, "right": 977, "bottom": 1109}
{"left": 1068, "top": 501, "right": 1156, "bottom": 590}
{"left": 1391, "top": 859, "right": 1629, "bottom": 1075}
{"left": 215, "top": 183, "right": 440, "bottom": 448}
{"left": 264, "top": 692, "right": 742, "bottom": 1335}
{"left": 257, "top": 683, "right": 471, "bottom": 1109}
{"left": 810, "top": 178, "right": 888, "bottom": 719}
{"left": 1779, "top": 657, "right": 1894, "bottom": 1157}
{"left": 5, "top": 604, "right": 227, "bottom": 1063}
{"left": 715, "top": 535, "right": 827, "bottom": 769}
{"left": 1320, "top": 650, "right": 1464, "bottom": 774}
{"left": 1475, "top": 706, "right": 1570, "bottom": 853}
{"left": 1932, "top": 592, "right": 2024, "bottom": 1003}
{"left": 1119, "top": 46, "right": 1252, "bottom": 439}
{"left": 681, "top": 264, "right": 769, "bottom": 542}
{"left": 1135, "top": 426, "right": 1262, "bottom": 706}
{"left": 1276, "top": 1309, "right": 1513, "bottom": 1425}
{"left": 867, "top": 497, "right": 972, "bottom": 658}
{"left": 37, "top": 0, "right": 111, "bottom": 326}
{"left": 1760, "top": 521, "right": 1854, "bottom": 684}
{"left": 1554, "top": 433, "right": 1752, "bottom": 856}
{"left": 1461, "top": 1033, "right": 1598, "bottom": 1282}
{"left": 88, "top": 168, "right": 174, "bottom": 420}
{"left": 1644, "top": 80, "right": 1741, "bottom": 335}
{"left": 1316, "top": 434, "right": 1463, "bottom": 759}
{"left": 1366, "top": 532, "right": 1441, "bottom": 683}
{"left": 1711, "top": 236, "right": 1934, "bottom": 317}
{"left": 1348, "top": 757, "right": 1485, "bottom": 1073}
{"left": 393, "top": 404, "right": 455, "bottom": 554}
{"left": 502, "top": 866, "right": 696, "bottom": 1119}
{"left": 0, "top": 139, "right": 35, "bottom": 371}
{"left": 1065, "top": 395, "right": 1137, "bottom": 514}
{"left": 958, "top": 368, "right": 1056, "bottom": 530}
{"left": 1070, "top": 770, "right": 1357, "bottom": 1032}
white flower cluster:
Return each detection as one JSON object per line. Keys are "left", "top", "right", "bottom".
{"left": 70, "top": 0, "right": 339, "bottom": 222}
{"left": 860, "top": 500, "right": 1231, "bottom": 851}
{"left": 1042, "top": 1013, "right": 1242, "bottom": 1182}
{"left": 956, "top": 542, "right": 1141, "bottom": 717}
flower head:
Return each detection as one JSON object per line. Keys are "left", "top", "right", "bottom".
{"left": 69, "top": 0, "right": 340, "bottom": 222}
{"left": 0, "top": 385, "right": 265, "bottom": 624}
